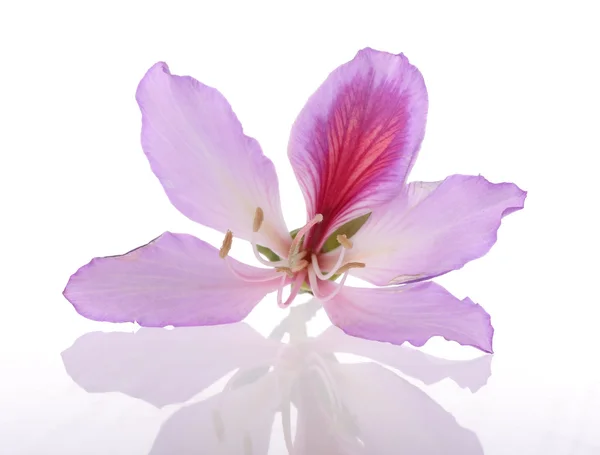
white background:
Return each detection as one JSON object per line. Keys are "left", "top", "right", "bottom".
{"left": 1, "top": 1, "right": 599, "bottom": 454}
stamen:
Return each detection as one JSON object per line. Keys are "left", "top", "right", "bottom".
{"left": 335, "top": 261, "right": 365, "bottom": 274}
{"left": 311, "top": 233, "right": 355, "bottom": 279}
{"left": 249, "top": 206, "right": 289, "bottom": 267}
{"left": 252, "top": 242, "right": 287, "bottom": 267}
{"left": 277, "top": 270, "right": 306, "bottom": 308}
{"left": 252, "top": 207, "right": 264, "bottom": 233}
{"left": 225, "top": 258, "right": 282, "bottom": 282}
{"left": 311, "top": 249, "right": 346, "bottom": 280}
{"left": 290, "top": 259, "right": 309, "bottom": 273}
{"left": 288, "top": 213, "right": 323, "bottom": 260}
{"left": 337, "top": 234, "right": 353, "bottom": 249}
{"left": 275, "top": 274, "right": 288, "bottom": 306}
{"left": 219, "top": 230, "right": 233, "bottom": 258}
{"left": 290, "top": 250, "right": 308, "bottom": 263}
{"left": 275, "top": 266, "right": 294, "bottom": 278}
{"left": 308, "top": 266, "right": 351, "bottom": 302}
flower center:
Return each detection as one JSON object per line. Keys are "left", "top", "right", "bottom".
{"left": 219, "top": 207, "right": 365, "bottom": 308}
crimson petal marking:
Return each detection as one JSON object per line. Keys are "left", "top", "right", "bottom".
{"left": 289, "top": 48, "right": 428, "bottom": 250}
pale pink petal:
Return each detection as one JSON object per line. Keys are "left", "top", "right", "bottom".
{"left": 321, "top": 281, "right": 494, "bottom": 353}
{"left": 288, "top": 48, "right": 428, "bottom": 250}
{"left": 63, "top": 232, "right": 281, "bottom": 327}
{"left": 137, "top": 63, "right": 290, "bottom": 255}
{"left": 340, "top": 174, "right": 526, "bottom": 285}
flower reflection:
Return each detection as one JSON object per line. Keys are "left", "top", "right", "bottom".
{"left": 62, "top": 300, "right": 491, "bottom": 454}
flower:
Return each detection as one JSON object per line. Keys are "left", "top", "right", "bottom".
{"left": 62, "top": 300, "right": 491, "bottom": 454}
{"left": 63, "top": 48, "right": 526, "bottom": 353}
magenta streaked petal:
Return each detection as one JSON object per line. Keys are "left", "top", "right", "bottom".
{"left": 136, "top": 63, "right": 290, "bottom": 256}
{"left": 63, "top": 233, "right": 281, "bottom": 327}
{"left": 288, "top": 48, "right": 428, "bottom": 249}
{"left": 321, "top": 281, "right": 494, "bottom": 353}
{"left": 339, "top": 174, "right": 526, "bottom": 285}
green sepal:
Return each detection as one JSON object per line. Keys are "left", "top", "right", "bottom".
{"left": 299, "top": 281, "right": 314, "bottom": 295}
{"left": 320, "top": 213, "right": 371, "bottom": 253}
{"left": 256, "top": 245, "right": 281, "bottom": 262}
{"left": 255, "top": 227, "right": 302, "bottom": 262}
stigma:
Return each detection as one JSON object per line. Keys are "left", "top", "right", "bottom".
{"left": 219, "top": 207, "right": 365, "bottom": 308}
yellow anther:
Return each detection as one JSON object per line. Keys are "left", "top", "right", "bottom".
{"left": 336, "top": 234, "right": 353, "bottom": 249}
{"left": 253, "top": 207, "right": 264, "bottom": 233}
{"left": 275, "top": 266, "right": 294, "bottom": 278}
{"left": 335, "top": 261, "right": 366, "bottom": 274}
{"left": 219, "top": 230, "right": 233, "bottom": 258}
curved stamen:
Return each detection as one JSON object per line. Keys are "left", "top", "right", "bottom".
{"left": 288, "top": 213, "right": 323, "bottom": 260}
{"left": 337, "top": 234, "right": 353, "bottom": 249}
{"left": 311, "top": 249, "right": 346, "bottom": 280}
{"left": 275, "top": 274, "right": 288, "bottom": 306}
{"left": 275, "top": 266, "right": 294, "bottom": 278}
{"left": 251, "top": 239, "right": 287, "bottom": 267}
{"left": 224, "top": 257, "right": 282, "bottom": 283}
{"left": 277, "top": 270, "right": 306, "bottom": 308}
{"left": 250, "top": 207, "right": 289, "bottom": 267}
{"left": 290, "top": 259, "right": 309, "bottom": 273}
{"left": 308, "top": 266, "right": 350, "bottom": 302}
{"left": 335, "top": 261, "right": 366, "bottom": 274}
{"left": 311, "top": 234, "right": 353, "bottom": 280}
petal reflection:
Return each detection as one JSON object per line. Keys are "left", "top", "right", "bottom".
{"left": 62, "top": 323, "right": 280, "bottom": 408}
{"left": 62, "top": 299, "right": 491, "bottom": 454}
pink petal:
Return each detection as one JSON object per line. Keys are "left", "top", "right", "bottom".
{"left": 288, "top": 48, "right": 428, "bottom": 249}
{"left": 137, "top": 63, "right": 290, "bottom": 255}
{"left": 63, "top": 232, "right": 281, "bottom": 327}
{"left": 321, "top": 281, "right": 494, "bottom": 353}
{"left": 341, "top": 174, "right": 527, "bottom": 285}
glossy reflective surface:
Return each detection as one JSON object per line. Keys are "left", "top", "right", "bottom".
{"left": 2, "top": 295, "right": 599, "bottom": 454}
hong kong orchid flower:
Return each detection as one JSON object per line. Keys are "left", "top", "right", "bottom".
{"left": 64, "top": 48, "right": 526, "bottom": 353}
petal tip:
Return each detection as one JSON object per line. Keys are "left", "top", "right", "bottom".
{"left": 136, "top": 61, "right": 172, "bottom": 102}
{"left": 462, "top": 297, "right": 495, "bottom": 354}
